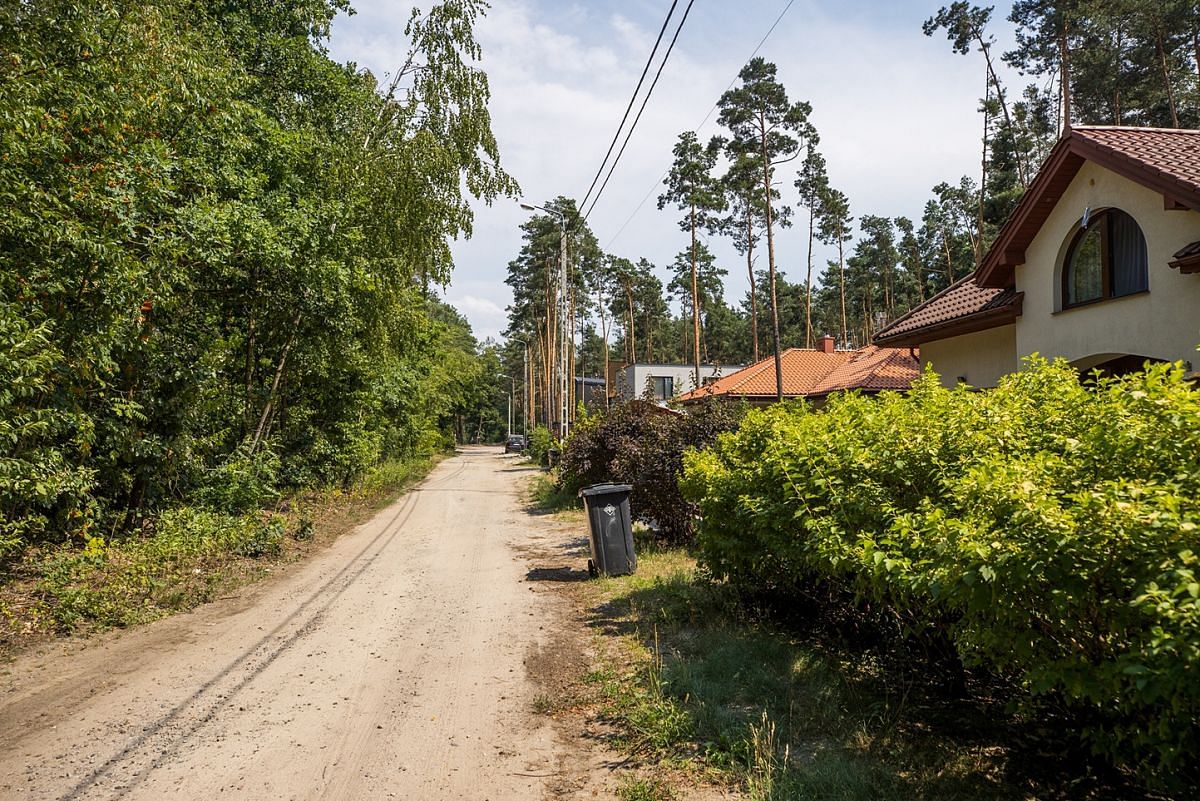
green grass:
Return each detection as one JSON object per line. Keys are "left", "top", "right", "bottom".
{"left": 617, "top": 774, "right": 678, "bottom": 801}
{"left": 527, "top": 471, "right": 583, "bottom": 513}
{"left": 583, "top": 549, "right": 1055, "bottom": 801}
{"left": 1, "top": 451, "right": 441, "bottom": 645}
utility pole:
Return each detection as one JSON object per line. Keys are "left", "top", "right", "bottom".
{"left": 559, "top": 228, "right": 569, "bottom": 441}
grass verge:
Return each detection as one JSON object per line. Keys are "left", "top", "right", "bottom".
{"left": 527, "top": 470, "right": 583, "bottom": 514}
{"left": 580, "top": 543, "right": 1151, "bottom": 801}
{"left": 0, "top": 451, "right": 441, "bottom": 655}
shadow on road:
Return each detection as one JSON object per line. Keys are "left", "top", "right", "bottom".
{"left": 525, "top": 566, "right": 590, "bottom": 583}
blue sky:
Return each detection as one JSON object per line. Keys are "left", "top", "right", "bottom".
{"left": 328, "top": 1, "right": 1027, "bottom": 342}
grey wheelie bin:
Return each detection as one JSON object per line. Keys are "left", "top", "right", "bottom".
{"left": 578, "top": 483, "right": 636, "bottom": 577}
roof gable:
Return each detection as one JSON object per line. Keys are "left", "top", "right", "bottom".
{"left": 808, "top": 346, "right": 920, "bottom": 396}
{"left": 977, "top": 127, "right": 1200, "bottom": 288}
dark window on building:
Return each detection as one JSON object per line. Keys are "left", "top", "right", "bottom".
{"left": 1063, "top": 209, "right": 1148, "bottom": 308}
{"left": 651, "top": 376, "right": 673, "bottom": 400}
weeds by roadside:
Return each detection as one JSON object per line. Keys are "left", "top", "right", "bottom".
{"left": 579, "top": 546, "right": 1153, "bottom": 801}
{"left": 0, "top": 452, "right": 440, "bottom": 654}
{"left": 617, "top": 774, "right": 678, "bottom": 801}
{"left": 527, "top": 471, "right": 582, "bottom": 514}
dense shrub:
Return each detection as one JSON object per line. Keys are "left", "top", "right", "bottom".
{"left": 0, "top": 306, "right": 97, "bottom": 557}
{"left": 527, "top": 425, "right": 555, "bottom": 465}
{"left": 561, "top": 400, "right": 741, "bottom": 544}
{"left": 680, "top": 358, "right": 1200, "bottom": 790}
{"left": 192, "top": 447, "right": 281, "bottom": 515}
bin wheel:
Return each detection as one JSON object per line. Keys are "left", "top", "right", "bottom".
{"left": 587, "top": 559, "right": 598, "bottom": 578}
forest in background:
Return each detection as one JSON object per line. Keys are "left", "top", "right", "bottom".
{"left": 1, "top": 0, "right": 517, "bottom": 562}
{"left": 503, "top": 0, "right": 1200, "bottom": 415}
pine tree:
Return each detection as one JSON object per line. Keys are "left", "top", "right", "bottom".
{"left": 717, "top": 58, "right": 812, "bottom": 400}
{"left": 658, "top": 132, "right": 725, "bottom": 387}
{"left": 795, "top": 146, "right": 828, "bottom": 348}
{"left": 715, "top": 151, "right": 771, "bottom": 363}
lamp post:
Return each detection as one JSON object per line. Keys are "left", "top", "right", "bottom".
{"left": 509, "top": 337, "right": 530, "bottom": 439}
{"left": 519, "top": 201, "right": 570, "bottom": 442}
{"left": 497, "top": 373, "right": 513, "bottom": 439}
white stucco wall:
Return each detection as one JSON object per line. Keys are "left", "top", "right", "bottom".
{"left": 612, "top": 364, "right": 745, "bottom": 401}
{"left": 920, "top": 325, "right": 1018, "bottom": 389}
{"left": 1012, "top": 160, "right": 1200, "bottom": 370}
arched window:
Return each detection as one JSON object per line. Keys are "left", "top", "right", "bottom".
{"left": 1062, "top": 208, "right": 1148, "bottom": 308}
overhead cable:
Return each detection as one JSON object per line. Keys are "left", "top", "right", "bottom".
{"left": 582, "top": 0, "right": 698, "bottom": 223}
{"left": 577, "top": 0, "right": 682, "bottom": 215}
{"left": 603, "top": 0, "right": 798, "bottom": 248}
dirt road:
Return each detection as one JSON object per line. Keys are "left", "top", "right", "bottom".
{"left": 0, "top": 447, "right": 597, "bottom": 801}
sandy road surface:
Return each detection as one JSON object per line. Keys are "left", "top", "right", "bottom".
{"left": 0, "top": 447, "right": 589, "bottom": 801}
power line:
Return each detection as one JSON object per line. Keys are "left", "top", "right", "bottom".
{"left": 582, "top": 0, "right": 698, "bottom": 223}
{"left": 603, "top": 0, "right": 798, "bottom": 249}
{"left": 577, "top": 0, "right": 681, "bottom": 215}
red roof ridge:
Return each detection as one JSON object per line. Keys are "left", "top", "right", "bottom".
{"left": 677, "top": 345, "right": 920, "bottom": 402}
{"left": 1073, "top": 125, "right": 1200, "bottom": 134}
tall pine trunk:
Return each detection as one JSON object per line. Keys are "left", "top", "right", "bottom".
{"left": 838, "top": 224, "right": 848, "bottom": 348}
{"left": 745, "top": 197, "right": 759, "bottom": 363}
{"left": 805, "top": 202, "right": 815, "bottom": 348}
{"left": 978, "top": 66, "right": 989, "bottom": 269}
{"left": 689, "top": 204, "right": 701, "bottom": 388}
{"left": 760, "top": 110, "right": 783, "bottom": 401}
{"left": 1059, "top": 16, "right": 1073, "bottom": 133}
{"left": 625, "top": 282, "right": 636, "bottom": 365}
{"left": 1153, "top": 20, "right": 1180, "bottom": 127}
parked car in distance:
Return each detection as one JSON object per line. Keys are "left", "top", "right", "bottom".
{"left": 504, "top": 435, "right": 526, "bottom": 453}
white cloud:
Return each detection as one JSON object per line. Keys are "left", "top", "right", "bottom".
{"left": 441, "top": 286, "right": 509, "bottom": 343}
{"left": 329, "top": 0, "right": 1021, "bottom": 340}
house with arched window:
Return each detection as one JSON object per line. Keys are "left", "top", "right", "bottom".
{"left": 875, "top": 127, "right": 1200, "bottom": 386}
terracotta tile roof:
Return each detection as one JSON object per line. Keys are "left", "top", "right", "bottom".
{"left": 677, "top": 346, "right": 919, "bottom": 402}
{"left": 677, "top": 348, "right": 851, "bottom": 402}
{"left": 873, "top": 274, "right": 1024, "bottom": 347}
{"left": 809, "top": 345, "right": 921, "bottom": 396}
{"left": 1073, "top": 126, "right": 1200, "bottom": 195}
{"left": 979, "top": 126, "right": 1200, "bottom": 287}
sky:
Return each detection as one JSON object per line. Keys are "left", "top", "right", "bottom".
{"left": 327, "top": 0, "right": 1027, "bottom": 343}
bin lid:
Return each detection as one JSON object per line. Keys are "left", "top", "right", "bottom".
{"left": 578, "top": 482, "right": 632, "bottom": 498}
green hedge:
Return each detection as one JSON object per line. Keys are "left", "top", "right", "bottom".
{"left": 680, "top": 358, "right": 1200, "bottom": 790}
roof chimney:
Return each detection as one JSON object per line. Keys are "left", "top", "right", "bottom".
{"left": 818, "top": 334, "right": 836, "bottom": 354}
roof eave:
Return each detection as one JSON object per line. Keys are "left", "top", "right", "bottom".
{"left": 873, "top": 293, "right": 1023, "bottom": 348}
{"left": 977, "top": 129, "right": 1200, "bottom": 289}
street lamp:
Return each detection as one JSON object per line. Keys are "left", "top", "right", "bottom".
{"left": 496, "top": 373, "right": 513, "bottom": 439}
{"left": 519, "top": 201, "right": 570, "bottom": 442}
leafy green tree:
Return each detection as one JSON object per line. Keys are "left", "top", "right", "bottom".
{"left": 0, "top": 0, "right": 518, "bottom": 546}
